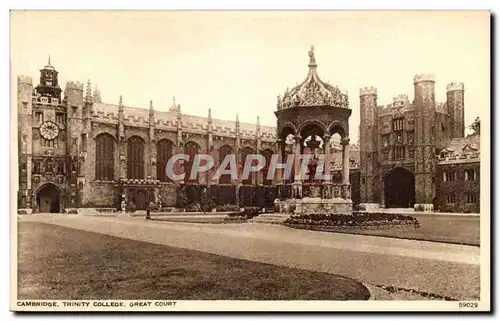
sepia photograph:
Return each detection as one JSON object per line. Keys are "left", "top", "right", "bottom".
{"left": 9, "top": 10, "right": 490, "bottom": 312}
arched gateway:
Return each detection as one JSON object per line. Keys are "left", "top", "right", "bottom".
{"left": 384, "top": 167, "right": 415, "bottom": 208}
{"left": 274, "top": 46, "right": 353, "bottom": 215}
{"left": 35, "top": 183, "right": 62, "bottom": 213}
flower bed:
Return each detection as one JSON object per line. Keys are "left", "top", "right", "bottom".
{"left": 223, "top": 216, "right": 248, "bottom": 223}
{"left": 284, "top": 212, "right": 420, "bottom": 229}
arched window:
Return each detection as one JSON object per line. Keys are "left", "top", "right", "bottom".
{"left": 261, "top": 149, "right": 273, "bottom": 186}
{"left": 157, "top": 139, "right": 174, "bottom": 182}
{"left": 95, "top": 133, "right": 115, "bottom": 180}
{"left": 241, "top": 147, "right": 255, "bottom": 185}
{"left": 184, "top": 141, "right": 200, "bottom": 183}
{"left": 218, "top": 145, "right": 233, "bottom": 185}
{"left": 127, "top": 136, "right": 145, "bottom": 179}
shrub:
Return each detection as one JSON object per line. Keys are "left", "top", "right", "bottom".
{"left": 285, "top": 212, "right": 420, "bottom": 229}
{"left": 243, "top": 206, "right": 262, "bottom": 218}
{"left": 186, "top": 202, "right": 202, "bottom": 212}
{"left": 201, "top": 200, "right": 216, "bottom": 213}
{"left": 223, "top": 216, "right": 247, "bottom": 223}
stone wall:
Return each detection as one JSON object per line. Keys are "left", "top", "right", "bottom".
{"left": 436, "top": 162, "right": 480, "bottom": 213}
{"left": 82, "top": 181, "right": 120, "bottom": 208}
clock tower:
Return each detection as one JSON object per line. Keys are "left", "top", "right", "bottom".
{"left": 35, "top": 55, "right": 62, "bottom": 100}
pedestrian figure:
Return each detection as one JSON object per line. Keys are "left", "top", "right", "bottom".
{"left": 146, "top": 202, "right": 152, "bottom": 220}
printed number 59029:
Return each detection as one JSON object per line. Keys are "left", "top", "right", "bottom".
{"left": 459, "top": 302, "right": 478, "bottom": 308}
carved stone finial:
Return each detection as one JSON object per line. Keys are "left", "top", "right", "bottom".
{"left": 48, "top": 53, "right": 51, "bottom": 65}
{"left": 93, "top": 84, "right": 101, "bottom": 103}
{"left": 119, "top": 95, "right": 123, "bottom": 110}
{"left": 149, "top": 100, "right": 153, "bottom": 110}
{"left": 308, "top": 45, "right": 316, "bottom": 66}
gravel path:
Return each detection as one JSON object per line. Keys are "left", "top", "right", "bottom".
{"left": 18, "top": 214, "right": 480, "bottom": 300}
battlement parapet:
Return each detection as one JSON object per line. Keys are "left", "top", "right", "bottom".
{"left": 378, "top": 104, "right": 393, "bottom": 115}
{"left": 392, "top": 94, "right": 409, "bottom": 107}
{"left": 359, "top": 86, "right": 377, "bottom": 96}
{"left": 18, "top": 75, "right": 33, "bottom": 85}
{"left": 413, "top": 73, "right": 435, "bottom": 83}
{"left": 155, "top": 119, "right": 176, "bottom": 128}
{"left": 66, "top": 81, "right": 84, "bottom": 91}
{"left": 183, "top": 121, "right": 207, "bottom": 132}
{"left": 50, "top": 98, "right": 60, "bottom": 106}
{"left": 437, "top": 152, "right": 480, "bottom": 164}
{"left": 124, "top": 115, "right": 148, "bottom": 125}
{"left": 446, "top": 82, "right": 464, "bottom": 92}
{"left": 392, "top": 94, "right": 409, "bottom": 103}
{"left": 94, "top": 110, "right": 119, "bottom": 121}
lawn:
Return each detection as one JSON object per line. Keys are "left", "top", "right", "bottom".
{"left": 288, "top": 214, "right": 480, "bottom": 246}
{"left": 17, "top": 222, "right": 369, "bottom": 300}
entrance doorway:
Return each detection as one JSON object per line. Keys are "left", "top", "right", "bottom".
{"left": 135, "top": 189, "right": 147, "bottom": 210}
{"left": 384, "top": 167, "right": 415, "bottom": 208}
{"left": 36, "top": 184, "right": 61, "bottom": 213}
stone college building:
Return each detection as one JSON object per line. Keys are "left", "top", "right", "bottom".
{"left": 16, "top": 51, "right": 480, "bottom": 214}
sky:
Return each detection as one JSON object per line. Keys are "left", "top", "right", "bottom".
{"left": 11, "top": 11, "right": 490, "bottom": 140}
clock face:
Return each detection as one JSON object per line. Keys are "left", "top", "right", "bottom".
{"left": 40, "top": 121, "right": 59, "bottom": 141}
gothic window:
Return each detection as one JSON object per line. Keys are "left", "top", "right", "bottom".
{"left": 55, "top": 112, "right": 65, "bottom": 125}
{"left": 466, "top": 193, "right": 478, "bottom": 204}
{"left": 241, "top": 147, "right": 255, "bottom": 185}
{"left": 218, "top": 145, "right": 233, "bottom": 185}
{"left": 444, "top": 170, "right": 455, "bottom": 182}
{"left": 465, "top": 168, "right": 477, "bottom": 181}
{"left": 184, "top": 141, "right": 200, "bottom": 183}
{"left": 446, "top": 194, "right": 456, "bottom": 204}
{"left": 392, "top": 118, "right": 404, "bottom": 131}
{"left": 156, "top": 139, "right": 174, "bottom": 182}
{"left": 95, "top": 133, "right": 115, "bottom": 181}
{"left": 261, "top": 149, "right": 273, "bottom": 186}
{"left": 127, "top": 136, "right": 145, "bottom": 179}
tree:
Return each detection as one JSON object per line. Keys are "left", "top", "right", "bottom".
{"left": 468, "top": 117, "right": 480, "bottom": 136}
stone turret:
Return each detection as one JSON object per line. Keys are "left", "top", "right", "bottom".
{"left": 359, "top": 86, "right": 379, "bottom": 206}
{"left": 17, "top": 75, "right": 34, "bottom": 210}
{"left": 413, "top": 73, "right": 436, "bottom": 210}
{"left": 446, "top": 82, "right": 465, "bottom": 138}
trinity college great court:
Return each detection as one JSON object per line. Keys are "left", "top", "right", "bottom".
{"left": 16, "top": 48, "right": 480, "bottom": 214}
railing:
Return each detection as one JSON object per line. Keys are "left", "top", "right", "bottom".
{"left": 278, "top": 182, "right": 351, "bottom": 200}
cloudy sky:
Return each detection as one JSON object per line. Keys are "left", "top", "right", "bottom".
{"left": 11, "top": 11, "right": 489, "bottom": 140}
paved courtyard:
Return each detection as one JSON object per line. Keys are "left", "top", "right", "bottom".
{"left": 18, "top": 214, "right": 480, "bottom": 300}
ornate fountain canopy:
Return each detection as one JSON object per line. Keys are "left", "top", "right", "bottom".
{"left": 277, "top": 46, "right": 349, "bottom": 110}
